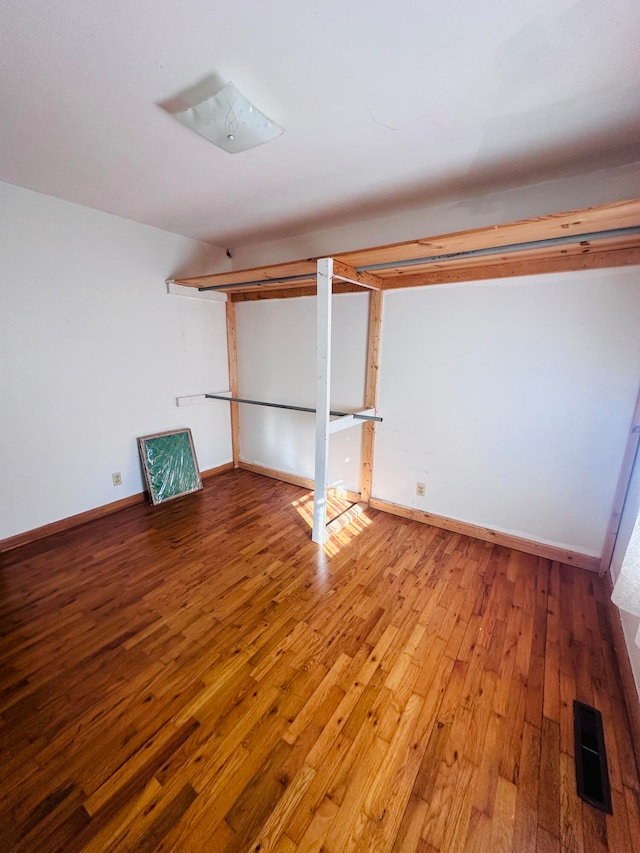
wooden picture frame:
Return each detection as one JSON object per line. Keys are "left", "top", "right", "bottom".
{"left": 137, "top": 428, "right": 202, "bottom": 505}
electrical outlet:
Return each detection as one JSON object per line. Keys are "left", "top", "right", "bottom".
{"left": 416, "top": 482, "right": 425, "bottom": 497}
{"left": 112, "top": 472, "right": 122, "bottom": 487}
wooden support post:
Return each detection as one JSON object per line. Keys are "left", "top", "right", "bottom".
{"left": 225, "top": 301, "right": 240, "bottom": 468}
{"left": 599, "top": 385, "right": 640, "bottom": 576}
{"left": 360, "top": 289, "right": 383, "bottom": 504}
{"left": 313, "top": 258, "right": 333, "bottom": 544}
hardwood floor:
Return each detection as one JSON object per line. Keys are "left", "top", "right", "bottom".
{"left": 1, "top": 470, "right": 639, "bottom": 852}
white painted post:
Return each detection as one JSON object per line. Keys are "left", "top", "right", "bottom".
{"left": 313, "top": 257, "right": 333, "bottom": 544}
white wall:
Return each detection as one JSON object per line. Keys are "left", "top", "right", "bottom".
{"left": 236, "top": 294, "right": 369, "bottom": 493}
{"left": 375, "top": 268, "right": 640, "bottom": 556}
{"left": 610, "top": 451, "right": 640, "bottom": 698}
{"left": 0, "top": 182, "right": 232, "bottom": 540}
{"left": 230, "top": 165, "right": 640, "bottom": 558}
{"left": 233, "top": 268, "right": 640, "bottom": 558}
{"left": 231, "top": 162, "right": 640, "bottom": 268}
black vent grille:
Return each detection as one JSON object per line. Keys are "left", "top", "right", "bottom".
{"left": 573, "top": 700, "right": 612, "bottom": 813}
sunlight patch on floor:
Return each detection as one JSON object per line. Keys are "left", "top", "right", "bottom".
{"left": 291, "top": 491, "right": 372, "bottom": 556}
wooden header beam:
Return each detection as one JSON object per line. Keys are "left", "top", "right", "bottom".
{"left": 381, "top": 246, "right": 640, "bottom": 290}
{"left": 172, "top": 198, "right": 640, "bottom": 300}
{"left": 337, "top": 198, "right": 640, "bottom": 268}
{"left": 370, "top": 228, "right": 639, "bottom": 275}
{"left": 175, "top": 259, "right": 316, "bottom": 290}
{"left": 230, "top": 281, "right": 364, "bottom": 301}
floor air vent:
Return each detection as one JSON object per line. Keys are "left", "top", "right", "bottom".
{"left": 573, "top": 700, "right": 612, "bottom": 813}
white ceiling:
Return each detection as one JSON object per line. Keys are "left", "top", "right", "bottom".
{"left": 1, "top": 0, "right": 639, "bottom": 248}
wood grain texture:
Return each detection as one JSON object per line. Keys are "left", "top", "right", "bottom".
{"left": 0, "top": 463, "right": 233, "bottom": 554}
{"left": 360, "top": 289, "right": 383, "bottom": 505}
{"left": 369, "top": 497, "right": 600, "bottom": 572}
{"left": 176, "top": 259, "right": 317, "bottom": 289}
{"left": 379, "top": 246, "right": 640, "bottom": 290}
{"left": 177, "top": 198, "right": 640, "bottom": 299}
{"left": 337, "top": 198, "right": 640, "bottom": 268}
{"left": 0, "top": 469, "right": 637, "bottom": 852}
{"left": 230, "top": 282, "right": 363, "bottom": 301}
{"left": 374, "top": 232, "right": 640, "bottom": 277}
{"left": 331, "top": 259, "right": 383, "bottom": 290}
{"left": 207, "top": 248, "right": 640, "bottom": 300}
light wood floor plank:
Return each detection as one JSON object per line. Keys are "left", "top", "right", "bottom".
{"left": 0, "top": 469, "right": 637, "bottom": 851}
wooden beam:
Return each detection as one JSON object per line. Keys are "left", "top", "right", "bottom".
{"left": 360, "top": 290, "right": 383, "bottom": 504}
{"left": 226, "top": 237, "right": 640, "bottom": 299}
{"left": 380, "top": 247, "right": 640, "bottom": 290}
{"left": 214, "top": 276, "right": 316, "bottom": 294}
{"left": 225, "top": 302, "right": 240, "bottom": 468}
{"left": 174, "top": 259, "right": 316, "bottom": 289}
{"left": 171, "top": 198, "right": 640, "bottom": 298}
{"left": 230, "top": 282, "right": 362, "bottom": 302}
{"left": 599, "top": 385, "right": 640, "bottom": 576}
{"left": 374, "top": 233, "right": 640, "bottom": 279}
{"left": 312, "top": 258, "right": 333, "bottom": 544}
{"left": 337, "top": 198, "right": 640, "bottom": 268}
{"left": 229, "top": 243, "right": 640, "bottom": 299}
{"left": 331, "top": 260, "right": 383, "bottom": 290}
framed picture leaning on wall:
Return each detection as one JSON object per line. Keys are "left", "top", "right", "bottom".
{"left": 137, "top": 428, "right": 202, "bottom": 505}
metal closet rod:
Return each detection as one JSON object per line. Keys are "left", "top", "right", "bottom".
{"left": 198, "top": 225, "right": 640, "bottom": 291}
{"left": 205, "top": 393, "right": 383, "bottom": 422}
